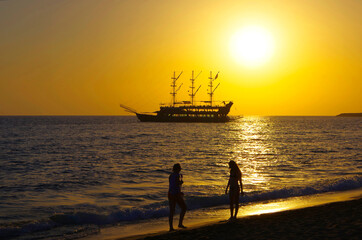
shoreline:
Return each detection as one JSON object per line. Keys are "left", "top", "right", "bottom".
{"left": 134, "top": 198, "right": 361, "bottom": 240}
{"left": 84, "top": 189, "right": 362, "bottom": 240}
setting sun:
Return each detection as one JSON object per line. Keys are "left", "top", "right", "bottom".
{"left": 230, "top": 26, "right": 275, "bottom": 67}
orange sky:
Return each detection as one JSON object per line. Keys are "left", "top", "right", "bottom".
{"left": 0, "top": 0, "right": 361, "bottom": 116}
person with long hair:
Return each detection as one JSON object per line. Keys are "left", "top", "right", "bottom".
{"left": 225, "top": 160, "right": 244, "bottom": 220}
{"left": 168, "top": 163, "right": 187, "bottom": 231}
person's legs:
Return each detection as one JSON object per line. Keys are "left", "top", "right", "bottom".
{"left": 176, "top": 195, "right": 187, "bottom": 228}
{"left": 168, "top": 193, "right": 176, "bottom": 231}
{"left": 233, "top": 190, "right": 240, "bottom": 218}
{"left": 229, "top": 191, "right": 235, "bottom": 219}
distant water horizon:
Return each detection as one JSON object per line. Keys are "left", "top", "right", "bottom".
{"left": 0, "top": 116, "right": 361, "bottom": 239}
{"left": 1, "top": 114, "right": 357, "bottom": 117}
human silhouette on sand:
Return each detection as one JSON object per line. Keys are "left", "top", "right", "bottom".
{"left": 225, "top": 160, "right": 244, "bottom": 220}
{"left": 168, "top": 163, "right": 187, "bottom": 231}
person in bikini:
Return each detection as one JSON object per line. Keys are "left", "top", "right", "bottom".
{"left": 225, "top": 160, "right": 244, "bottom": 220}
{"left": 168, "top": 163, "right": 187, "bottom": 231}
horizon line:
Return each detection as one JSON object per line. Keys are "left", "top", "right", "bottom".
{"left": 0, "top": 114, "right": 351, "bottom": 117}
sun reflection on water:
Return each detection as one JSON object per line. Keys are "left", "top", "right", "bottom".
{"left": 228, "top": 116, "right": 277, "bottom": 192}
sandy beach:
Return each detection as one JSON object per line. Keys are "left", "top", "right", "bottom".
{"left": 125, "top": 198, "right": 361, "bottom": 240}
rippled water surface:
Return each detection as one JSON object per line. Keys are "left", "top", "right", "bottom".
{"left": 0, "top": 116, "right": 361, "bottom": 239}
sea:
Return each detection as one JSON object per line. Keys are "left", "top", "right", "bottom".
{"left": 0, "top": 116, "right": 361, "bottom": 239}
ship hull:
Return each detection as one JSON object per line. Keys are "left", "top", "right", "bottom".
{"left": 136, "top": 101, "right": 233, "bottom": 123}
{"left": 136, "top": 113, "right": 230, "bottom": 123}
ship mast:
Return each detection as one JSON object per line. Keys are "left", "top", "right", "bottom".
{"left": 189, "top": 71, "right": 202, "bottom": 105}
{"left": 208, "top": 71, "right": 220, "bottom": 107}
{"left": 171, "top": 71, "right": 183, "bottom": 106}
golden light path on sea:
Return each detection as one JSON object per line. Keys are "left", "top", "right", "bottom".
{"left": 230, "top": 117, "right": 275, "bottom": 192}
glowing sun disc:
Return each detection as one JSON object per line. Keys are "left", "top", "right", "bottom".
{"left": 230, "top": 26, "right": 275, "bottom": 67}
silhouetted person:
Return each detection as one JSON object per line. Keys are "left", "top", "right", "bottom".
{"left": 225, "top": 160, "right": 244, "bottom": 220}
{"left": 168, "top": 163, "right": 187, "bottom": 231}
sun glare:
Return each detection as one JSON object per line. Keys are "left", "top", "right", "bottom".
{"left": 230, "top": 26, "right": 275, "bottom": 67}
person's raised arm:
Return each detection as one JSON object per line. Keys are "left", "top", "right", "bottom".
{"left": 178, "top": 174, "right": 183, "bottom": 185}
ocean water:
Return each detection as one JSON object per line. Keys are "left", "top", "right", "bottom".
{"left": 0, "top": 116, "right": 361, "bottom": 239}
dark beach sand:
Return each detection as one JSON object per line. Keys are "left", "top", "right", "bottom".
{"left": 126, "top": 198, "right": 361, "bottom": 240}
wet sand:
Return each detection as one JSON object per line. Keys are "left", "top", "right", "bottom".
{"left": 126, "top": 198, "right": 361, "bottom": 240}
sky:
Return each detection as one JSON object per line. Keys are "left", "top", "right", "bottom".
{"left": 0, "top": 0, "right": 361, "bottom": 116}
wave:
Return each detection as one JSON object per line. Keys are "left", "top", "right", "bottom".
{"left": 186, "top": 176, "right": 362, "bottom": 210}
{"left": 0, "top": 219, "right": 63, "bottom": 239}
{"left": 1, "top": 176, "right": 361, "bottom": 239}
{"left": 244, "top": 176, "right": 362, "bottom": 203}
{"left": 0, "top": 220, "right": 99, "bottom": 239}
